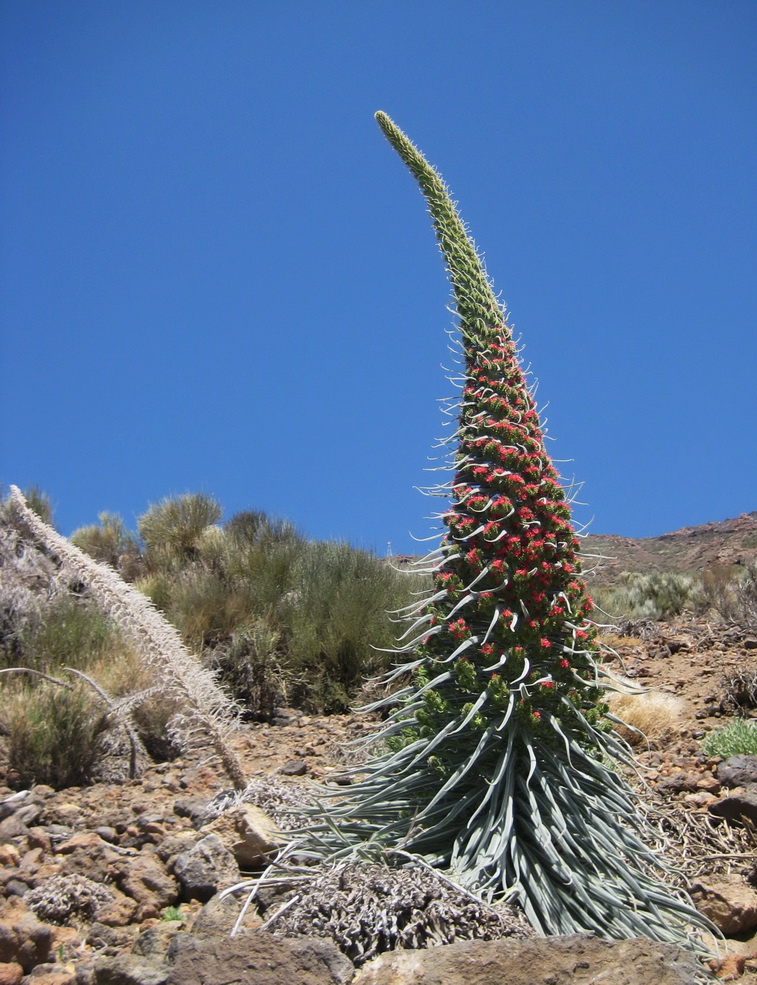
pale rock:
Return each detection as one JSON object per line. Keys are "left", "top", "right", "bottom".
{"left": 0, "top": 963, "right": 23, "bottom": 985}
{"left": 172, "top": 835, "right": 239, "bottom": 903}
{"left": 683, "top": 791, "right": 718, "bottom": 807}
{"left": 25, "top": 962, "right": 76, "bottom": 985}
{"left": 189, "top": 892, "right": 261, "bottom": 937}
{"left": 691, "top": 874, "right": 757, "bottom": 935}
{"left": 0, "top": 846, "right": 21, "bottom": 867}
{"left": 352, "top": 935, "right": 707, "bottom": 985}
{"left": 94, "top": 891, "right": 138, "bottom": 929}
{"left": 55, "top": 833, "right": 108, "bottom": 856}
{"left": 165, "top": 931, "right": 354, "bottom": 985}
{"left": 203, "top": 805, "right": 282, "bottom": 869}
{"left": 0, "top": 907, "right": 52, "bottom": 972}
{"left": 92, "top": 953, "right": 170, "bottom": 985}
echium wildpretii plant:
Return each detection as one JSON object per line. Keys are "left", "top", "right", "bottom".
{"left": 290, "top": 113, "right": 714, "bottom": 951}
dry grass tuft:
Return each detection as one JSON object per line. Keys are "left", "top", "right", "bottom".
{"left": 607, "top": 687, "right": 688, "bottom": 748}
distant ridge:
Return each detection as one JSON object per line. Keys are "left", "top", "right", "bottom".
{"left": 581, "top": 512, "right": 757, "bottom": 585}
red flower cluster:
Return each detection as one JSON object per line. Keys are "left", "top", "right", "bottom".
{"left": 416, "top": 316, "right": 600, "bottom": 727}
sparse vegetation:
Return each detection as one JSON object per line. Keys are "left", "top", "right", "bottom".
{"left": 265, "top": 862, "right": 531, "bottom": 965}
{"left": 2, "top": 595, "right": 117, "bottom": 675}
{"left": 138, "top": 492, "right": 223, "bottom": 569}
{"left": 4, "top": 486, "right": 248, "bottom": 790}
{"left": 71, "top": 512, "right": 140, "bottom": 573}
{"left": 700, "top": 562, "right": 757, "bottom": 632}
{"left": 593, "top": 571, "right": 701, "bottom": 622}
{"left": 720, "top": 668, "right": 757, "bottom": 715}
{"left": 133, "top": 498, "right": 425, "bottom": 714}
{"left": 0, "top": 484, "right": 428, "bottom": 790}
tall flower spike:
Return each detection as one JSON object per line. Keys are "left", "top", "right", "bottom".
{"left": 286, "top": 114, "right": 714, "bottom": 951}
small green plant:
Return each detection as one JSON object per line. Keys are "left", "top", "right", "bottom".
{"left": 702, "top": 718, "right": 757, "bottom": 759}
{"left": 161, "top": 905, "right": 185, "bottom": 922}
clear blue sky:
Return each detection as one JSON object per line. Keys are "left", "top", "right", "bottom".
{"left": 2, "top": 1, "right": 755, "bottom": 555}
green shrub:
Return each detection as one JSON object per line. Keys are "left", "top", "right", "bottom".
{"left": 5, "top": 681, "right": 108, "bottom": 789}
{"left": 595, "top": 571, "right": 700, "bottom": 622}
{"left": 138, "top": 493, "right": 222, "bottom": 569}
{"left": 163, "top": 566, "right": 254, "bottom": 650}
{"left": 701, "top": 719, "right": 757, "bottom": 759}
{"left": 283, "top": 542, "right": 425, "bottom": 711}
{"left": 210, "top": 618, "right": 284, "bottom": 720}
{"left": 71, "top": 512, "right": 139, "bottom": 572}
{"left": 4, "top": 596, "right": 117, "bottom": 674}
{"left": 700, "top": 563, "right": 757, "bottom": 632}
{"left": 226, "top": 510, "right": 299, "bottom": 547}
{"left": 222, "top": 515, "right": 305, "bottom": 615}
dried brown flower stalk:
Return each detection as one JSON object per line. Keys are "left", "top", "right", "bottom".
{"left": 8, "top": 485, "right": 247, "bottom": 790}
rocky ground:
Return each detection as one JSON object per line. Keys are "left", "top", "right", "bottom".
{"left": 4, "top": 618, "right": 757, "bottom": 983}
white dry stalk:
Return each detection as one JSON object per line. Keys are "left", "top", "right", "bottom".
{"left": 8, "top": 485, "right": 247, "bottom": 790}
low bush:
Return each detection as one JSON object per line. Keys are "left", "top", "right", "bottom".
{"left": 282, "top": 542, "right": 427, "bottom": 711}
{"left": 1, "top": 595, "right": 117, "bottom": 675}
{"left": 594, "top": 571, "right": 700, "bottom": 622}
{"left": 4, "top": 489, "right": 431, "bottom": 732}
{"left": 0, "top": 586, "right": 181, "bottom": 781}
{"left": 701, "top": 718, "right": 757, "bottom": 759}
{"left": 720, "top": 669, "right": 757, "bottom": 715}
{"left": 700, "top": 563, "right": 757, "bottom": 632}
{"left": 4, "top": 680, "right": 109, "bottom": 788}
{"left": 138, "top": 493, "right": 222, "bottom": 570}
{"left": 161, "top": 566, "right": 253, "bottom": 650}
{"left": 71, "top": 512, "right": 140, "bottom": 574}
{"left": 207, "top": 619, "right": 284, "bottom": 721}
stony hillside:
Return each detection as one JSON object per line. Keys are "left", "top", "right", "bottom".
{"left": 4, "top": 503, "right": 757, "bottom": 982}
{"left": 581, "top": 512, "right": 757, "bottom": 586}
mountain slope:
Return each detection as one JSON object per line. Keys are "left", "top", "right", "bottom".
{"left": 581, "top": 512, "right": 757, "bottom": 586}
